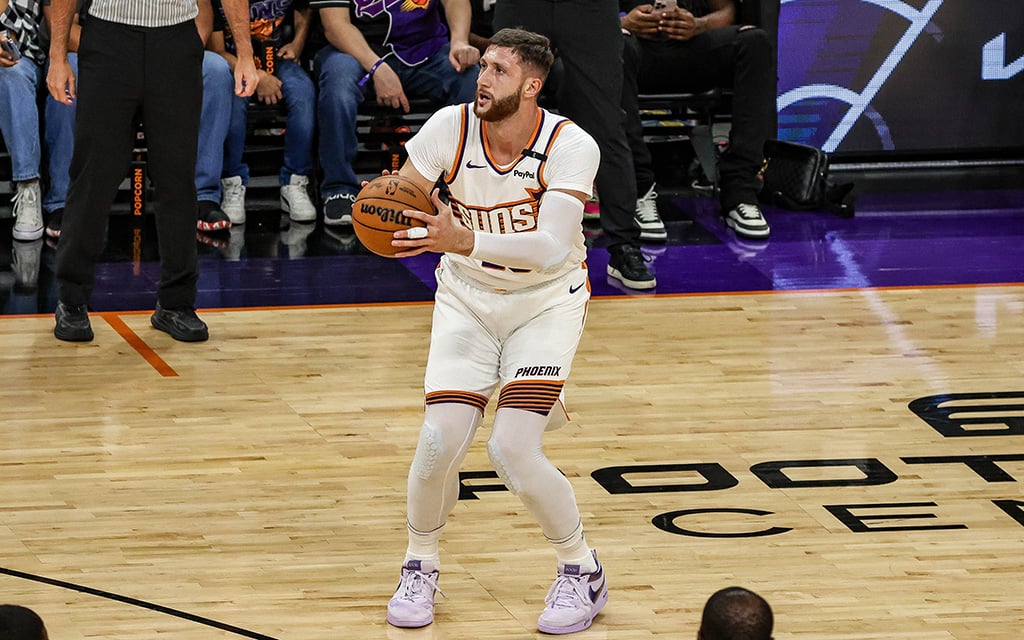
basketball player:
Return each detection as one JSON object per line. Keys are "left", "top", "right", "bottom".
{"left": 380, "top": 28, "right": 606, "bottom": 635}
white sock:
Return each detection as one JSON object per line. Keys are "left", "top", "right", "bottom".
{"left": 548, "top": 522, "right": 597, "bottom": 572}
{"left": 404, "top": 521, "right": 444, "bottom": 566}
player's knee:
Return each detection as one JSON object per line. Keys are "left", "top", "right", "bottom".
{"left": 410, "top": 420, "right": 449, "bottom": 481}
{"left": 487, "top": 437, "right": 526, "bottom": 495}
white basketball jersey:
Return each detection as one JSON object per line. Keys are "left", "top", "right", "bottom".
{"left": 405, "top": 103, "right": 600, "bottom": 291}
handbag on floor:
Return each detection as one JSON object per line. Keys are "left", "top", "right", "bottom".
{"left": 759, "top": 139, "right": 856, "bottom": 217}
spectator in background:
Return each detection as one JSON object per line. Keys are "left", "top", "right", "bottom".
{"left": 468, "top": 0, "right": 494, "bottom": 54}
{"left": 46, "top": 0, "right": 258, "bottom": 343}
{"left": 493, "top": 0, "right": 658, "bottom": 290}
{"left": 210, "top": 0, "right": 317, "bottom": 226}
{"left": 0, "top": 604, "right": 49, "bottom": 640}
{"left": 312, "top": 0, "right": 479, "bottom": 227}
{"left": 0, "top": 0, "right": 45, "bottom": 242}
{"left": 699, "top": 586, "right": 774, "bottom": 640}
{"left": 42, "top": 0, "right": 238, "bottom": 238}
{"left": 620, "top": 0, "right": 775, "bottom": 240}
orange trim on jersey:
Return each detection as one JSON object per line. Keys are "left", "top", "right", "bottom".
{"left": 425, "top": 390, "right": 489, "bottom": 413}
{"left": 537, "top": 119, "right": 572, "bottom": 187}
{"left": 497, "top": 380, "right": 565, "bottom": 415}
{"left": 481, "top": 107, "right": 543, "bottom": 174}
{"left": 445, "top": 104, "right": 472, "bottom": 185}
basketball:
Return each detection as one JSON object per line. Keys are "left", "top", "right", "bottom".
{"left": 352, "top": 174, "right": 435, "bottom": 257}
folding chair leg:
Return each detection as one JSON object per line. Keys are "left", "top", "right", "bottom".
{"left": 689, "top": 124, "right": 719, "bottom": 190}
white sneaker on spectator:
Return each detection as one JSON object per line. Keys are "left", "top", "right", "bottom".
{"left": 726, "top": 203, "right": 770, "bottom": 239}
{"left": 12, "top": 181, "right": 44, "bottom": 241}
{"left": 220, "top": 176, "right": 247, "bottom": 225}
{"left": 281, "top": 174, "right": 317, "bottom": 222}
{"left": 635, "top": 184, "right": 667, "bottom": 242}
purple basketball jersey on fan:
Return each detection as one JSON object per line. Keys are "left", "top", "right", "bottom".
{"left": 353, "top": 0, "right": 449, "bottom": 66}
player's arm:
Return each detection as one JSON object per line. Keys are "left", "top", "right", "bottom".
{"left": 395, "top": 185, "right": 585, "bottom": 269}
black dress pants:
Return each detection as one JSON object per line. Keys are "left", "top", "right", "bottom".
{"left": 494, "top": 0, "right": 641, "bottom": 251}
{"left": 622, "top": 26, "right": 775, "bottom": 210}
{"left": 57, "top": 17, "right": 203, "bottom": 308}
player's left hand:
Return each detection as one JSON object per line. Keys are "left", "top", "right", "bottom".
{"left": 392, "top": 188, "right": 475, "bottom": 258}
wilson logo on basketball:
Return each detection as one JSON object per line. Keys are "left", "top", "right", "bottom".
{"left": 358, "top": 202, "right": 414, "bottom": 226}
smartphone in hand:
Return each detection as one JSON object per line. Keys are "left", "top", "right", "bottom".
{"left": 0, "top": 30, "right": 21, "bottom": 61}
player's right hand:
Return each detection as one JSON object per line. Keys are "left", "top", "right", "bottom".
{"left": 392, "top": 188, "right": 474, "bottom": 258}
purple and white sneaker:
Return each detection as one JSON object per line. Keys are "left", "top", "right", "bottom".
{"left": 386, "top": 559, "right": 444, "bottom": 628}
{"left": 537, "top": 551, "right": 608, "bottom": 634}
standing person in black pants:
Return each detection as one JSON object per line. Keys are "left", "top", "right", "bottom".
{"left": 493, "top": 0, "right": 657, "bottom": 290}
{"left": 45, "top": 0, "right": 258, "bottom": 342}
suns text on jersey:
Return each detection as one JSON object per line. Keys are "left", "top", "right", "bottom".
{"left": 451, "top": 197, "right": 540, "bottom": 234}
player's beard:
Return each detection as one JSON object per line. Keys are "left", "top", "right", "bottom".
{"left": 474, "top": 85, "right": 523, "bottom": 122}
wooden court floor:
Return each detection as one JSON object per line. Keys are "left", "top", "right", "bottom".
{"left": 2, "top": 285, "right": 1023, "bottom": 639}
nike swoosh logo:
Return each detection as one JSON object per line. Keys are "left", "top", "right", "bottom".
{"left": 588, "top": 573, "right": 605, "bottom": 601}
{"left": 465, "top": 161, "right": 487, "bottom": 169}
{"left": 569, "top": 282, "right": 585, "bottom": 294}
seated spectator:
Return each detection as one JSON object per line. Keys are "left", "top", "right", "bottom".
{"left": 1, "top": 0, "right": 45, "bottom": 241}
{"left": 312, "top": 0, "right": 479, "bottom": 226}
{"left": 43, "top": 0, "right": 237, "bottom": 237}
{"left": 620, "top": 0, "right": 775, "bottom": 240}
{"left": 210, "top": 0, "right": 317, "bottom": 225}
{"left": 0, "top": 604, "right": 49, "bottom": 640}
{"left": 698, "top": 586, "right": 774, "bottom": 640}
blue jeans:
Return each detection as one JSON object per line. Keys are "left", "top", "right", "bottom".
{"left": 0, "top": 56, "right": 43, "bottom": 182}
{"left": 43, "top": 54, "right": 78, "bottom": 212}
{"left": 314, "top": 43, "right": 477, "bottom": 198}
{"left": 44, "top": 51, "right": 234, "bottom": 211}
{"left": 195, "top": 51, "right": 234, "bottom": 202}
{"left": 223, "top": 59, "right": 315, "bottom": 186}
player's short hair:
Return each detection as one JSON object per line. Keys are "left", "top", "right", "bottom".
{"left": 488, "top": 28, "right": 555, "bottom": 80}
{"left": 0, "top": 605, "right": 49, "bottom": 640}
{"left": 699, "top": 587, "right": 774, "bottom": 640}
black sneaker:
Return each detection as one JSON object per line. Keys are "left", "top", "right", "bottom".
{"left": 151, "top": 303, "right": 209, "bottom": 342}
{"left": 46, "top": 208, "right": 64, "bottom": 239}
{"left": 323, "top": 192, "right": 356, "bottom": 226}
{"left": 54, "top": 301, "right": 94, "bottom": 342}
{"left": 607, "top": 244, "right": 656, "bottom": 290}
{"left": 197, "top": 200, "right": 231, "bottom": 232}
